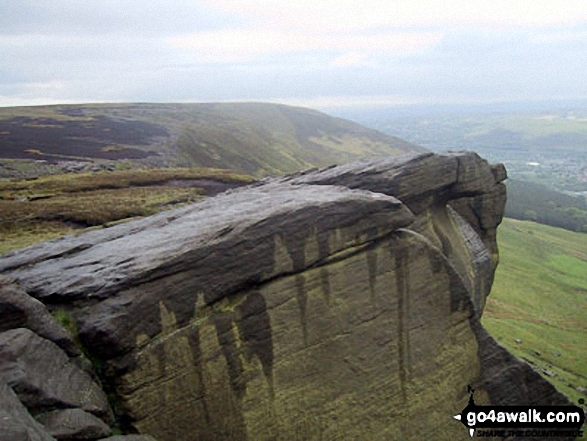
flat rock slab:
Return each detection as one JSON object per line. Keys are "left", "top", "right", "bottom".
{"left": 1, "top": 183, "right": 412, "bottom": 306}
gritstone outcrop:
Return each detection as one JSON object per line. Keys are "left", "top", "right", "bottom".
{"left": 0, "top": 152, "right": 572, "bottom": 440}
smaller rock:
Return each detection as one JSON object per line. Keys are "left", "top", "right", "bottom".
{"left": 514, "top": 338, "right": 522, "bottom": 344}
{"left": 577, "top": 386, "right": 587, "bottom": 396}
{"left": 541, "top": 369, "right": 556, "bottom": 377}
{"left": 0, "top": 381, "right": 55, "bottom": 441}
{"left": 532, "top": 350, "right": 541, "bottom": 357}
{"left": 37, "top": 409, "right": 111, "bottom": 441}
{"left": 0, "top": 277, "right": 79, "bottom": 357}
{"left": 0, "top": 328, "right": 112, "bottom": 421}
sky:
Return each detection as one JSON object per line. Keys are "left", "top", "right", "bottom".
{"left": 1, "top": 0, "right": 586, "bottom": 110}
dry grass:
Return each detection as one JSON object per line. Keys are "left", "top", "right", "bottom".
{"left": 0, "top": 167, "right": 255, "bottom": 254}
{"left": 0, "top": 167, "right": 254, "bottom": 196}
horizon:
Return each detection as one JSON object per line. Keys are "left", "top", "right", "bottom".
{"left": 1, "top": 1, "right": 586, "bottom": 111}
{"left": 2, "top": 98, "right": 587, "bottom": 120}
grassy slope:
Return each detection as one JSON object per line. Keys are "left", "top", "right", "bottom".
{"left": 0, "top": 103, "right": 424, "bottom": 178}
{"left": 0, "top": 168, "right": 255, "bottom": 254}
{"left": 483, "top": 218, "right": 587, "bottom": 406}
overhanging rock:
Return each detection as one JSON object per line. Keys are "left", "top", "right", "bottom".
{"left": 0, "top": 152, "right": 572, "bottom": 441}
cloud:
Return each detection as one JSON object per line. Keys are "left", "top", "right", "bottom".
{"left": 0, "top": 0, "right": 241, "bottom": 36}
{"left": 1, "top": 1, "right": 586, "bottom": 108}
{"left": 202, "top": 0, "right": 587, "bottom": 31}
{"left": 530, "top": 29, "right": 587, "bottom": 44}
{"left": 170, "top": 30, "right": 444, "bottom": 63}
{"left": 272, "top": 92, "right": 587, "bottom": 111}
{"left": 330, "top": 53, "right": 371, "bottom": 68}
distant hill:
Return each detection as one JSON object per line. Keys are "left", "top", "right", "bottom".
{"left": 337, "top": 107, "right": 587, "bottom": 193}
{"left": 0, "top": 103, "right": 424, "bottom": 177}
{"left": 345, "top": 108, "right": 587, "bottom": 157}
{"left": 506, "top": 179, "right": 587, "bottom": 232}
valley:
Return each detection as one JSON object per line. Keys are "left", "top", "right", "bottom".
{"left": 339, "top": 107, "right": 587, "bottom": 195}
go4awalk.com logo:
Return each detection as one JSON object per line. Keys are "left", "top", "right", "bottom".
{"left": 453, "top": 387, "right": 585, "bottom": 438}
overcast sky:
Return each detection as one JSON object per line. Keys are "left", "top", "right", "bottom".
{"left": 1, "top": 0, "right": 586, "bottom": 109}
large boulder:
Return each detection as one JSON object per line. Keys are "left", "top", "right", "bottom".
{"left": 0, "top": 152, "right": 572, "bottom": 441}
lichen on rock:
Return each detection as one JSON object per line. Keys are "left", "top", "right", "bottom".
{"left": 0, "top": 152, "right": 573, "bottom": 441}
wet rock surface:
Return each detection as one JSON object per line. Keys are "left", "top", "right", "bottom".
{"left": 0, "top": 152, "right": 572, "bottom": 440}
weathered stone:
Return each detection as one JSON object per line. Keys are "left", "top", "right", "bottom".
{"left": 283, "top": 150, "right": 507, "bottom": 281}
{"left": 0, "top": 381, "right": 56, "bottom": 441}
{"left": 36, "top": 409, "right": 112, "bottom": 441}
{"left": 1, "top": 184, "right": 412, "bottom": 307}
{"left": 282, "top": 152, "right": 460, "bottom": 214}
{"left": 0, "top": 276, "right": 79, "bottom": 357}
{"left": 0, "top": 328, "right": 112, "bottom": 422}
{"left": 0, "top": 152, "right": 572, "bottom": 441}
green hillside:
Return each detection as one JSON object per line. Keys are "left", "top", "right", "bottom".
{"left": 505, "top": 179, "right": 587, "bottom": 233}
{"left": 483, "top": 218, "right": 587, "bottom": 406}
{"left": 0, "top": 103, "right": 423, "bottom": 178}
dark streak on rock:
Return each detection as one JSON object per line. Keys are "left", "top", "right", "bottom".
{"left": 295, "top": 275, "right": 308, "bottom": 347}
{"left": 186, "top": 325, "right": 211, "bottom": 425}
{"left": 235, "top": 291, "right": 274, "bottom": 386}
{"left": 366, "top": 248, "right": 378, "bottom": 303}
{"left": 320, "top": 268, "right": 331, "bottom": 305}
{"left": 212, "top": 312, "right": 246, "bottom": 399}
{"left": 317, "top": 230, "right": 330, "bottom": 262}
{"left": 393, "top": 242, "right": 409, "bottom": 403}
{"left": 281, "top": 230, "right": 308, "bottom": 272}
{"left": 427, "top": 248, "right": 444, "bottom": 274}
